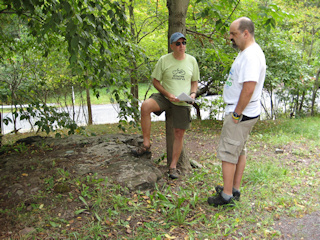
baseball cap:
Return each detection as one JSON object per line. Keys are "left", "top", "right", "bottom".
{"left": 170, "top": 32, "right": 186, "bottom": 44}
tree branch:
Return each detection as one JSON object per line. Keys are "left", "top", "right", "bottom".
{"left": 227, "top": 0, "right": 241, "bottom": 21}
{"left": 0, "top": 8, "right": 44, "bottom": 23}
{"left": 137, "top": 20, "right": 166, "bottom": 44}
{"left": 186, "top": 29, "right": 217, "bottom": 42}
{"left": 0, "top": 6, "right": 10, "bottom": 14}
{"left": 136, "top": 15, "right": 158, "bottom": 36}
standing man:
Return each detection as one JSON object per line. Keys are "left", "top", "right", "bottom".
{"left": 132, "top": 32, "right": 199, "bottom": 179}
{"left": 208, "top": 17, "right": 266, "bottom": 206}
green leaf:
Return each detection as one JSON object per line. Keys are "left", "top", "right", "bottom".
{"left": 94, "top": 212, "right": 101, "bottom": 221}
{"left": 79, "top": 37, "right": 87, "bottom": 47}
{"left": 70, "top": 54, "right": 77, "bottom": 65}
{"left": 63, "top": 1, "right": 71, "bottom": 15}
{"left": 71, "top": 35, "right": 79, "bottom": 50}
{"left": 49, "top": 221, "right": 59, "bottom": 228}
{"left": 79, "top": 195, "right": 88, "bottom": 206}
{"left": 74, "top": 209, "right": 87, "bottom": 215}
{"left": 76, "top": 14, "right": 83, "bottom": 24}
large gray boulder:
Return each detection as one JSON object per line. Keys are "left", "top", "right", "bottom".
{"left": 17, "top": 134, "right": 164, "bottom": 191}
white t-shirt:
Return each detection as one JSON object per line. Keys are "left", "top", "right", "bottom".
{"left": 223, "top": 42, "right": 266, "bottom": 117}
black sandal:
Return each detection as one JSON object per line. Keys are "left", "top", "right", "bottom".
{"left": 131, "top": 144, "right": 151, "bottom": 157}
{"left": 168, "top": 168, "right": 180, "bottom": 179}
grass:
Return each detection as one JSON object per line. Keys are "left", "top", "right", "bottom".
{"left": 252, "top": 117, "right": 320, "bottom": 143}
{"left": 0, "top": 116, "right": 320, "bottom": 239}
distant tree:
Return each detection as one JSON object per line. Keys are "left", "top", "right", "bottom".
{"left": 276, "top": 0, "right": 320, "bottom": 116}
{"left": 0, "top": 0, "right": 129, "bottom": 126}
{"left": 311, "top": 68, "right": 320, "bottom": 116}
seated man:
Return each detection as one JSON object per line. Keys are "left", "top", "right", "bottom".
{"left": 132, "top": 32, "right": 199, "bottom": 179}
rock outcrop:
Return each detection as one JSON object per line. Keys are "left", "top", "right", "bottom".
{"left": 11, "top": 134, "right": 164, "bottom": 191}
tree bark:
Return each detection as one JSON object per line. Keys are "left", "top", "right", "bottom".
{"left": 166, "top": 0, "right": 191, "bottom": 174}
{"left": 167, "top": 0, "right": 190, "bottom": 53}
{"left": 86, "top": 85, "right": 93, "bottom": 125}
{"left": 311, "top": 68, "right": 320, "bottom": 116}
{"left": 193, "top": 102, "right": 201, "bottom": 120}
{"left": 0, "top": 112, "right": 2, "bottom": 146}
{"left": 129, "top": 0, "right": 139, "bottom": 103}
{"left": 165, "top": 109, "right": 192, "bottom": 173}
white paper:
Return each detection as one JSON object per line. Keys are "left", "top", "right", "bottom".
{"left": 177, "top": 92, "right": 196, "bottom": 102}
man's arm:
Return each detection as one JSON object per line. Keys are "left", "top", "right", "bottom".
{"left": 190, "top": 81, "right": 198, "bottom": 100}
{"left": 233, "top": 81, "right": 256, "bottom": 122}
{"left": 152, "top": 78, "right": 179, "bottom": 102}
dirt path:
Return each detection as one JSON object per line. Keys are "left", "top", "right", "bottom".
{"left": 274, "top": 211, "right": 320, "bottom": 239}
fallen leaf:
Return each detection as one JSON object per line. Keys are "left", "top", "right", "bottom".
{"left": 165, "top": 234, "right": 176, "bottom": 239}
{"left": 105, "top": 220, "right": 113, "bottom": 226}
{"left": 294, "top": 199, "right": 305, "bottom": 208}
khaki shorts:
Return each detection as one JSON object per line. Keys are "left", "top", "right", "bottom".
{"left": 150, "top": 93, "right": 191, "bottom": 130}
{"left": 217, "top": 114, "right": 258, "bottom": 164}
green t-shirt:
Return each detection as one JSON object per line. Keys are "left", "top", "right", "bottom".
{"left": 151, "top": 53, "right": 200, "bottom": 106}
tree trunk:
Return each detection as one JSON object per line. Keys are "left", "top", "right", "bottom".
{"left": 311, "top": 68, "right": 320, "bottom": 116}
{"left": 166, "top": 0, "right": 191, "bottom": 174}
{"left": 193, "top": 102, "right": 201, "bottom": 120}
{"left": 86, "top": 86, "right": 93, "bottom": 125}
{"left": 299, "top": 91, "right": 305, "bottom": 113}
{"left": 165, "top": 109, "right": 191, "bottom": 173}
{"left": 129, "top": 0, "right": 139, "bottom": 103}
{"left": 0, "top": 112, "right": 2, "bottom": 146}
{"left": 167, "top": 0, "right": 190, "bottom": 52}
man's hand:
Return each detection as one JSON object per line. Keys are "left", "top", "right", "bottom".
{"left": 167, "top": 93, "right": 179, "bottom": 102}
{"left": 232, "top": 118, "right": 239, "bottom": 124}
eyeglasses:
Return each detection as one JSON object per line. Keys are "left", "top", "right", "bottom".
{"left": 175, "top": 41, "right": 187, "bottom": 46}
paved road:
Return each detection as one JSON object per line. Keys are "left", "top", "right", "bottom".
{"left": 4, "top": 93, "right": 315, "bottom": 135}
{"left": 0, "top": 102, "right": 214, "bottom": 135}
{"left": 0, "top": 104, "right": 169, "bottom": 134}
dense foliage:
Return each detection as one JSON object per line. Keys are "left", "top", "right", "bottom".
{"left": 0, "top": 0, "right": 319, "bottom": 135}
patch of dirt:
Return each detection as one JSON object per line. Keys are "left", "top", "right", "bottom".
{"left": 274, "top": 211, "right": 320, "bottom": 239}
{"left": 0, "top": 130, "right": 319, "bottom": 239}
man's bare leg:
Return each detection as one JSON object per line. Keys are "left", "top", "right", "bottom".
{"left": 169, "top": 128, "right": 185, "bottom": 169}
{"left": 140, "top": 99, "right": 161, "bottom": 148}
{"left": 222, "top": 161, "right": 236, "bottom": 196}
{"left": 207, "top": 160, "right": 237, "bottom": 206}
{"left": 233, "top": 154, "right": 246, "bottom": 190}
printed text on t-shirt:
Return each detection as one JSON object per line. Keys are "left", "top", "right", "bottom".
{"left": 172, "top": 68, "right": 186, "bottom": 81}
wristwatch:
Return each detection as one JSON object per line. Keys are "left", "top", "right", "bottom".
{"left": 232, "top": 112, "right": 241, "bottom": 120}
